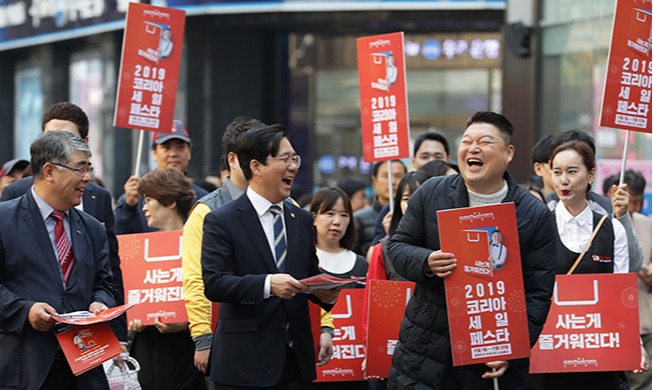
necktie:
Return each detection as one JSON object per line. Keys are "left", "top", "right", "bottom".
{"left": 269, "top": 205, "right": 287, "bottom": 272}
{"left": 51, "top": 210, "right": 74, "bottom": 284}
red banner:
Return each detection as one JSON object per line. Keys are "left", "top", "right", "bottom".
{"left": 118, "top": 230, "right": 187, "bottom": 325}
{"left": 599, "top": 0, "right": 652, "bottom": 133}
{"left": 316, "top": 289, "right": 366, "bottom": 382}
{"left": 530, "top": 273, "right": 640, "bottom": 373}
{"left": 438, "top": 203, "right": 530, "bottom": 366}
{"left": 114, "top": 3, "right": 186, "bottom": 133}
{"left": 357, "top": 32, "right": 411, "bottom": 162}
{"left": 364, "top": 280, "right": 414, "bottom": 378}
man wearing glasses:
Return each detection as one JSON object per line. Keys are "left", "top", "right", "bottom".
{"left": 0, "top": 131, "right": 115, "bottom": 389}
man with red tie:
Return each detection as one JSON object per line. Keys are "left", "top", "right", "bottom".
{"left": 0, "top": 130, "right": 115, "bottom": 389}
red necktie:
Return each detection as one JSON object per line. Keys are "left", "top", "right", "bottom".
{"left": 51, "top": 210, "right": 74, "bottom": 284}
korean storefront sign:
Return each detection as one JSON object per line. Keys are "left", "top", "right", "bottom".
{"left": 438, "top": 203, "right": 530, "bottom": 366}
{"left": 365, "top": 280, "right": 415, "bottom": 378}
{"left": 356, "top": 32, "right": 410, "bottom": 162}
{"left": 114, "top": 2, "right": 185, "bottom": 133}
{"left": 118, "top": 230, "right": 188, "bottom": 325}
{"left": 316, "top": 289, "right": 366, "bottom": 382}
{"left": 530, "top": 273, "right": 640, "bottom": 373}
{"left": 599, "top": 0, "right": 651, "bottom": 133}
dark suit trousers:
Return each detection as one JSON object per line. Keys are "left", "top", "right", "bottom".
{"left": 40, "top": 350, "right": 109, "bottom": 390}
{"left": 213, "top": 346, "right": 311, "bottom": 390}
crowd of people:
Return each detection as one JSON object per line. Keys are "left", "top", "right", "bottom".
{"left": 0, "top": 102, "right": 650, "bottom": 390}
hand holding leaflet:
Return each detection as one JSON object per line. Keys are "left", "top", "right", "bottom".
{"left": 299, "top": 274, "right": 366, "bottom": 291}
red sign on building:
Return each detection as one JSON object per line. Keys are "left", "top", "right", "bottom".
{"left": 316, "top": 289, "right": 366, "bottom": 382}
{"left": 365, "top": 280, "right": 415, "bottom": 378}
{"left": 114, "top": 3, "right": 186, "bottom": 133}
{"left": 356, "top": 32, "right": 411, "bottom": 162}
{"left": 438, "top": 203, "right": 531, "bottom": 366}
{"left": 599, "top": 0, "right": 652, "bottom": 133}
{"left": 118, "top": 230, "right": 188, "bottom": 325}
{"left": 530, "top": 273, "right": 641, "bottom": 373}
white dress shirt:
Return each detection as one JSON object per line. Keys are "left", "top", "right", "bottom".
{"left": 555, "top": 201, "right": 629, "bottom": 274}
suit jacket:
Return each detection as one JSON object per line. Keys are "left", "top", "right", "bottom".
{"left": 0, "top": 191, "right": 115, "bottom": 389}
{"left": 201, "top": 194, "right": 331, "bottom": 387}
{"left": 1, "top": 177, "right": 126, "bottom": 341}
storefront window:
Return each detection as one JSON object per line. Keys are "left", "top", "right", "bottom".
{"left": 14, "top": 66, "right": 43, "bottom": 161}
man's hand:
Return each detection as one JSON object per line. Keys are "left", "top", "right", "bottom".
{"left": 123, "top": 175, "right": 140, "bottom": 207}
{"left": 153, "top": 316, "right": 188, "bottom": 334}
{"left": 89, "top": 301, "right": 108, "bottom": 314}
{"left": 311, "top": 287, "right": 341, "bottom": 304}
{"left": 270, "top": 274, "right": 307, "bottom": 300}
{"left": 28, "top": 302, "right": 58, "bottom": 331}
{"left": 194, "top": 348, "right": 211, "bottom": 373}
{"left": 425, "top": 250, "right": 457, "bottom": 278}
{"left": 128, "top": 319, "right": 146, "bottom": 333}
{"left": 481, "top": 360, "right": 509, "bottom": 379}
{"left": 610, "top": 183, "right": 630, "bottom": 219}
{"left": 316, "top": 331, "right": 334, "bottom": 366}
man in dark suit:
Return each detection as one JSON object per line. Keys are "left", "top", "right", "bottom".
{"left": 201, "top": 125, "right": 340, "bottom": 389}
{"left": 0, "top": 131, "right": 115, "bottom": 389}
{"left": 0, "top": 102, "right": 126, "bottom": 343}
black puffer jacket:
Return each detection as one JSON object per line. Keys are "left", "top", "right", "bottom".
{"left": 387, "top": 172, "right": 556, "bottom": 390}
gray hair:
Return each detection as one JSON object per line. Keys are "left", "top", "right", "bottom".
{"left": 30, "top": 130, "right": 91, "bottom": 178}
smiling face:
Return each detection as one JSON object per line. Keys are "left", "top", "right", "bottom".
{"left": 458, "top": 123, "right": 514, "bottom": 194}
{"left": 491, "top": 231, "right": 502, "bottom": 244}
{"left": 251, "top": 137, "right": 297, "bottom": 204}
{"left": 51, "top": 150, "right": 92, "bottom": 210}
{"left": 314, "top": 196, "right": 351, "bottom": 249}
{"left": 551, "top": 149, "right": 594, "bottom": 215}
{"left": 152, "top": 139, "right": 191, "bottom": 171}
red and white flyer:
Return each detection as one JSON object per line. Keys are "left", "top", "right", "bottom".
{"left": 316, "top": 289, "right": 366, "bottom": 382}
{"left": 52, "top": 304, "right": 134, "bottom": 325}
{"left": 438, "top": 203, "right": 531, "bottom": 366}
{"left": 114, "top": 2, "right": 186, "bottom": 133}
{"left": 356, "top": 32, "right": 411, "bottom": 162}
{"left": 599, "top": 0, "right": 652, "bottom": 133}
{"left": 530, "top": 273, "right": 641, "bottom": 373}
{"left": 119, "top": 230, "right": 187, "bottom": 326}
{"left": 55, "top": 322, "right": 123, "bottom": 376}
{"left": 299, "top": 274, "right": 366, "bottom": 291}
{"left": 365, "top": 280, "right": 415, "bottom": 378}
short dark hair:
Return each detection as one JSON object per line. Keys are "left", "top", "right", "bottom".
{"left": 236, "top": 124, "right": 289, "bottom": 181}
{"left": 31, "top": 131, "right": 91, "bottom": 179}
{"left": 465, "top": 111, "right": 513, "bottom": 145}
{"left": 222, "top": 116, "right": 267, "bottom": 172}
{"left": 389, "top": 171, "right": 430, "bottom": 236}
{"left": 42, "top": 102, "right": 89, "bottom": 139}
{"left": 603, "top": 170, "right": 646, "bottom": 196}
{"left": 336, "top": 178, "right": 367, "bottom": 200}
{"left": 419, "top": 160, "right": 457, "bottom": 177}
{"left": 310, "top": 187, "right": 357, "bottom": 250}
{"left": 137, "top": 168, "right": 195, "bottom": 218}
{"left": 371, "top": 159, "right": 407, "bottom": 179}
{"left": 413, "top": 132, "right": 450, "bottom": 157}
{"left": 550, "top": 140, "right": 595, "bottom": 193}
{"left": 551, "top": 129, "right": 596, "bottom": 155}
{"left": 491, "top": 229, "right": 502, "bottom": 236}
{"left": 532, "top": 134, "right": 554, "bottom": 164}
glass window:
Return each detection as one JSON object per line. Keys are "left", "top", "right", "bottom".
{"left": 14, "top": 66, "right": 43, "bottom": 160}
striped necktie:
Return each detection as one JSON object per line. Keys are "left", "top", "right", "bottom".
{"left": 51, "top": 210, "right": 74, "bottom": 284}
{"left": 269, "top": 205, "right": 287, "bottom": 272}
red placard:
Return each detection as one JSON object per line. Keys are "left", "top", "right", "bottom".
{"left": 55, "top": 322, "right": 123, "bottom": 376}
{"left": 118, "top": 230, "right": 187, "bottom": 325}
{"left": 114, "top": 3, "right": 186, "bottom": 132}
{"left": 364, "top": 280, "right": 414, "bottom": 378}
{"left": 316, "top": 289, "right": 366, "bottom": 382}
{"left": 530, "top": 273, "right": 640, "bottom": 373}
{"left": 599, "top": 0, "right": 652, "bottom": 133}
{"left": 357, "top": 32, "right": 411, "bottom": 162}
{"left": 438, "top": 203, "right": 530, "bottom": 366}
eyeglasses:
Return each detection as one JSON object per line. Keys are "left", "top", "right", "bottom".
{"left": 267, "top": 154, "right": 302, "bottom": 168}
{"left": 51, "top": 162, "right": 94, "bottom": 176}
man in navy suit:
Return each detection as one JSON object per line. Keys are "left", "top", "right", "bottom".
{"left": 1, "top": 102, "right": 126, "bottom": 344}
{"left": 0, "top": 131, "right": 115, "bottom": 389}
{"left": 201, "top": 125, "right": 340, "bottom": 389}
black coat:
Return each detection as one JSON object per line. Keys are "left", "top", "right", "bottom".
{"left": 387, "top": 172, "right": 556, "bottom": 389}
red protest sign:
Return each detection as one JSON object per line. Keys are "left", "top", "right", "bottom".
{"left": 114, "top": 3, "right": 186, "bottom": 133}
{"left": 599, "top": 0, "right": 652, "bottom": 133}
{"left": 357, "top": 32, "right": 411, "bottom": 162}
{"left": 530, "top": 273, "right": 640, "bottom": 373}
{"left": 316, "top": 289, "right": 366, "bottom": 382}
{"left": 118, "top": 230, "right": 188, "bottom": 325}
{"left": 438, "top": 203, "right": 531, "bottom": 366}
{"left": 55, "top": 322, "right": 123, "bottom": 376}
{"left": 365, "top": 280, "right": 415, "bottom": 378}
